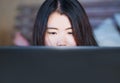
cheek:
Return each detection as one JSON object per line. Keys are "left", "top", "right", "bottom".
{"left": 66, "top": 35, "right": 77, "bottom": 46}
{"left": 44, "top": 35, "right": 57, "bottom": 46}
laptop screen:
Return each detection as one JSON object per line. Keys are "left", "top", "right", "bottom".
{"left": 0, "top": 47, "right": 120, "bottom": 83}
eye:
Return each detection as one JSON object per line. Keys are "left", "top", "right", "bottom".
{"left": 47, "top": 32, "right": 57, "bottom": 35}
{"left": 67, "top": 32, "right": 73, "bottom": 34}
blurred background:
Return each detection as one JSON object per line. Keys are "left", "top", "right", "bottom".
{"left": 0, "top": 0, "right": 120, "bottom": 46}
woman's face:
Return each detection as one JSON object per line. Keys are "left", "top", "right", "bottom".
{"left": 44, "top": 11, "right": 77, "bottom": 46}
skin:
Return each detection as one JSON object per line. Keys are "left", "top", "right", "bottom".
{"left": 44, "top": 11, "right": 77, "bottom": 46}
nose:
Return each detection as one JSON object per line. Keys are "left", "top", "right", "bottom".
{"left": 57, "top": 36, "right": 66, "bottom": 46}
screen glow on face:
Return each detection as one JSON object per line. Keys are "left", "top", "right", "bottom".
{"left": 44, "top": 11, "right": 77, "bottom": 46}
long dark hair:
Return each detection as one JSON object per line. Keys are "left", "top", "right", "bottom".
{"left": 33, "top": 0, "right": 98, "bottom": 46}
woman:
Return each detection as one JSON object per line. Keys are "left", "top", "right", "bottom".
{"left": 33, "top": 0, "right": 98, "bottom": 46}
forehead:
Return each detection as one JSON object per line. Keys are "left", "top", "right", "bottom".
{"left": 47, "top": 11, "right": 71, "bottom": 29}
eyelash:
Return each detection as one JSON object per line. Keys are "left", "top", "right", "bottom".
{"left": 47, "top": 32, "right": 57, "bottom": 35}
{"left": 67, "top": 32, "right": 73, "bottom": 34}
{"left": 47, "top": 32, "right": 73, "bottom": 35}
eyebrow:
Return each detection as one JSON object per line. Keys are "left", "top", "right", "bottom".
{"left": 65, "top": 27, "right": 72, "bottom": 30}
{"left": 47, "top": 27, "right": 58, "bottom": 30}
{"left": 47, "top": 27, "right": 72, "bottom": 30}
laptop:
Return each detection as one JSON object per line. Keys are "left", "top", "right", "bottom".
{"left": 0, "top": 46, "right": 120, "bottom": 83}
